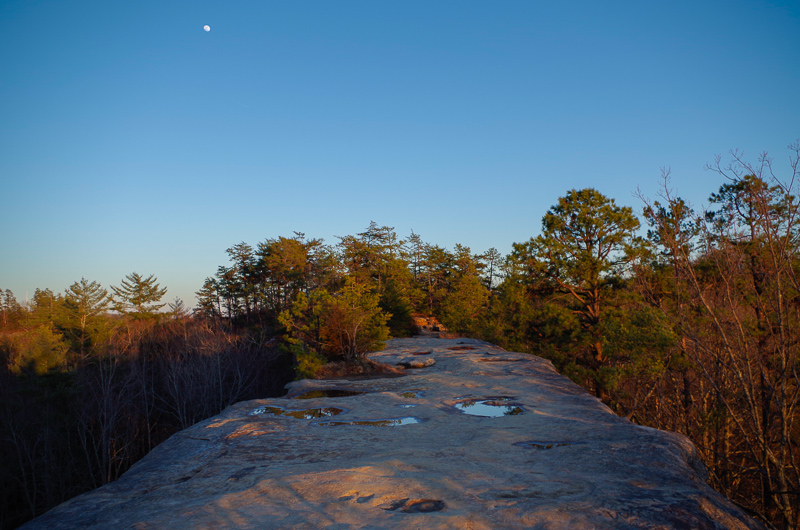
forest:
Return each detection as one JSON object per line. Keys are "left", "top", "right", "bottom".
{"left": 2, "top": 145, "right": 799, "bottom": 530}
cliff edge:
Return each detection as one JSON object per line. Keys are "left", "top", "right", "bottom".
{"left": 20, "top": 337, "right": 764, "bottom": 529}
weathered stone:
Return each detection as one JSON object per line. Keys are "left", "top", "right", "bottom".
{"left": 20, "top": 337, "right": 764, "bottom": 530}
{"left": 396, "top": 356, "right": 436, "bottom": 368}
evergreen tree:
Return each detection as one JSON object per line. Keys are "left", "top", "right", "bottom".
{"left": 11, "top": 323, "right": 70, "bottom": 375}
{"left": 481, "top": 247, "right": 503, "bottom": 291}
{"left": 439, "top": 245, "right": 491, "bottom": 335}
{"left": 256, "top": 235, "right": 316, "bottom": 312}
{"left": 321, "top": 277, "right": 390, "bottom": 360}
{"left": 513, "top": 188, "right": 647, "bottom": 398}
{"left": 167, "top": 297, "right": 188, "bottom": 319}
{"left": 278, "top": 289, "right": 331, "bottom": 362}
{"left": 419, "top": 244, "right": 455, "bottom": 315}
{"left": 279, "top": 276, "right": 391, "bottom": 370}
{"left": 111, "top": 273, "right": 168, "bottom": 319}
{"left": 63, "top": 278, "right": 111, "bottom": 358}
{"left": 195, "top": 277, "right": 221, "bottom": 319}
{"left": 28, "top": 288, "right": 66, "bottom": 328}
{"left": 405, "top": 230, "right": 425, "bottom": 281}
{"left": 1, "top": 289, "right": 24, "bottom": 330}
{"left": 338, "top": 223, "right": 415, "bottom": 336}
{"left": 226, "top": 242, "right": 256, "bottom": 319}
{"left": 215, "top": 265, "right": 241, "bottom": 318}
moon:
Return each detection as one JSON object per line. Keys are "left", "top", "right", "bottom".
{"left": 203, "top": 25, "right": 211, "bottom": 32}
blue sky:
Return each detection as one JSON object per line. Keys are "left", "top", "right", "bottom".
{"left": 2, "top": 0, "right": 799, "bottom": 307}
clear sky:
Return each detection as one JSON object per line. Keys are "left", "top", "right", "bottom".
{"left": 1, "top": 0, "right": 799, "bottom": 308}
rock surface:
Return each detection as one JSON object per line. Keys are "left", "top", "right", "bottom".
{"left": 21, "top": 337, "right": 764, "bottom": 529}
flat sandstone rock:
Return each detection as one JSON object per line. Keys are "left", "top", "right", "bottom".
{"left": 21, "top": 337, "right": 764, "bottom": 529}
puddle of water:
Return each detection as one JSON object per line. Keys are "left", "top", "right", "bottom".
{"left": 293, "top": 389, "right": 365, "bottom": 399}
{"left": 379, "top": 498, "right": 446, "bottom": 512}
{"left": 447, "top": 346, "right": 476, "bottom": 351}
{"left": 411, "top": 351, "right": 432, "bottom": 355}
{"left": 399, "top": 390, "right": 425, "bottom": 398}
{"left": 402, "top": 499, "right": 446, "bottom": 513}
{"left": 514, "top": 441, "right": 583, "bottom": 450}
{"left": 314, "top": 417, "right": 424, "bottom": 427}
{"left": 250, "top": 406, "right": 344, "bottom": 419}
{"left": 478, "top": 357, "right": 523, "bottom": 362}
{"left": 455, "top": 400, "right": 524, "bottom": 417}
{"left": 398, "top": 404, "right": 417, "bottom": 408}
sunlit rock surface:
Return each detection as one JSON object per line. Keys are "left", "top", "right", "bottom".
{"left": 21, "top": 337, "right": 764, "bottom": 529}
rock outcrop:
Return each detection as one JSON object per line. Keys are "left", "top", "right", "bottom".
{"left": 20, "top": 337, "right": 764, "bottom": 529}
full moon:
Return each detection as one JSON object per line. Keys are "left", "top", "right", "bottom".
{"left": 203, "top": 25, "right": 211, "bottom": 32}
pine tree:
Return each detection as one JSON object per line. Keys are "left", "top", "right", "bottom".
{"left": 439, "top": 245, "right": 490, "bottom": 334}
{"left": 195, "top": 277, "right": 221, "bottom": 319}
{"left": 0, "top": 289, "right": 24, "bottom": 330}
{"left": 481, "top": 247, "right": 503, "bottom": 291}
{"left": 167, "top": 297, "right": 189, "bottom": 319}
{"left": 28, "top": 288, "right": 66, "bottom": 328}
{"left": 321, "top": 277, "right": 390, "bottom": 360}
{"left": 111, "top": 273, "right": 168, "bottom": 319}
{"left": 63, "top": 278, "right": 112, "bottom": 358}
{"left": 226, "top": 242, "right": 256, "bottom": 319}
{"left": 513, "top": 188, "right": 647, "bottom": 399}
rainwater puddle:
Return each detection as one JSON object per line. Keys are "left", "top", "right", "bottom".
{"left": 379, "top": 498, "right": 446, "bottom": 512}
{"left": 293, "top": 389, "right": 365, "bottom": 399}
{"left": 400, "top": 390, "right": 425, "bottom": 398}
{"left": 447, "top": 346, "right": 476, "bottom": 351}
{"left": 514, "top": 441, "right": 584, "bottom": 450}
{"left": 455, "top": 400, "right": 524, "bottom": 417}
{"left": 250, "top": 406, "right": 344, "bottom": 419}
{"left": 314, "top": 417, "right": 424, "bottom": 427}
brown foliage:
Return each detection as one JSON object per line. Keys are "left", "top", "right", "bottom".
{"left": 634, "top": 151, "right": 800, "bottom": 530}
{"left": 0, "top": 316, "right": 293, "bottom": 530}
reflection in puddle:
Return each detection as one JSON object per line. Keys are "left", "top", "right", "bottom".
{"left": 398, "top": 404, "right": 417, "bottom": 408}
{"left": 455, "top": 400, "right": 524, "bottom": 417}
{"left": 293, "top": 389, "right": 365, "bottom": 399}
{"left": 380, "top": 498, "right": 446, "bottom": 512}
{"left": 314, "top": 417, "right": 424, "bottom": 427}
{"left": 250, "top": 406, "right": 344, "bottom": 419}
{"left": 514, "top": 441, "right": 583, "bottom": 450}
{"left": 400, "top": 390, "right": 425, "bottom": 398}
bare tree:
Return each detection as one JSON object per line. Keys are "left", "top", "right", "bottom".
{"left": 639, "top": 143, "right": 800, "bottom": 528}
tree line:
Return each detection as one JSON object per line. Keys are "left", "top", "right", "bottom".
{"left": 0, "top": 274, "right": 292, "bottom": 530}
{"left": 193, "top": 225, "right": 503, "bottom": 375}
{"left": 484, "top": 145, "right": 799, "bottom": 529}
{"left": 192, "top": 145, "right": 799, "bottom": 529}
{"left": 2, "top": 143, "right": 798, "bottom": 529}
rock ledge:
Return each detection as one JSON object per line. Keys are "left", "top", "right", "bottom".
{"left": 21, "top": 337, "right": 764, "bottom": 530}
